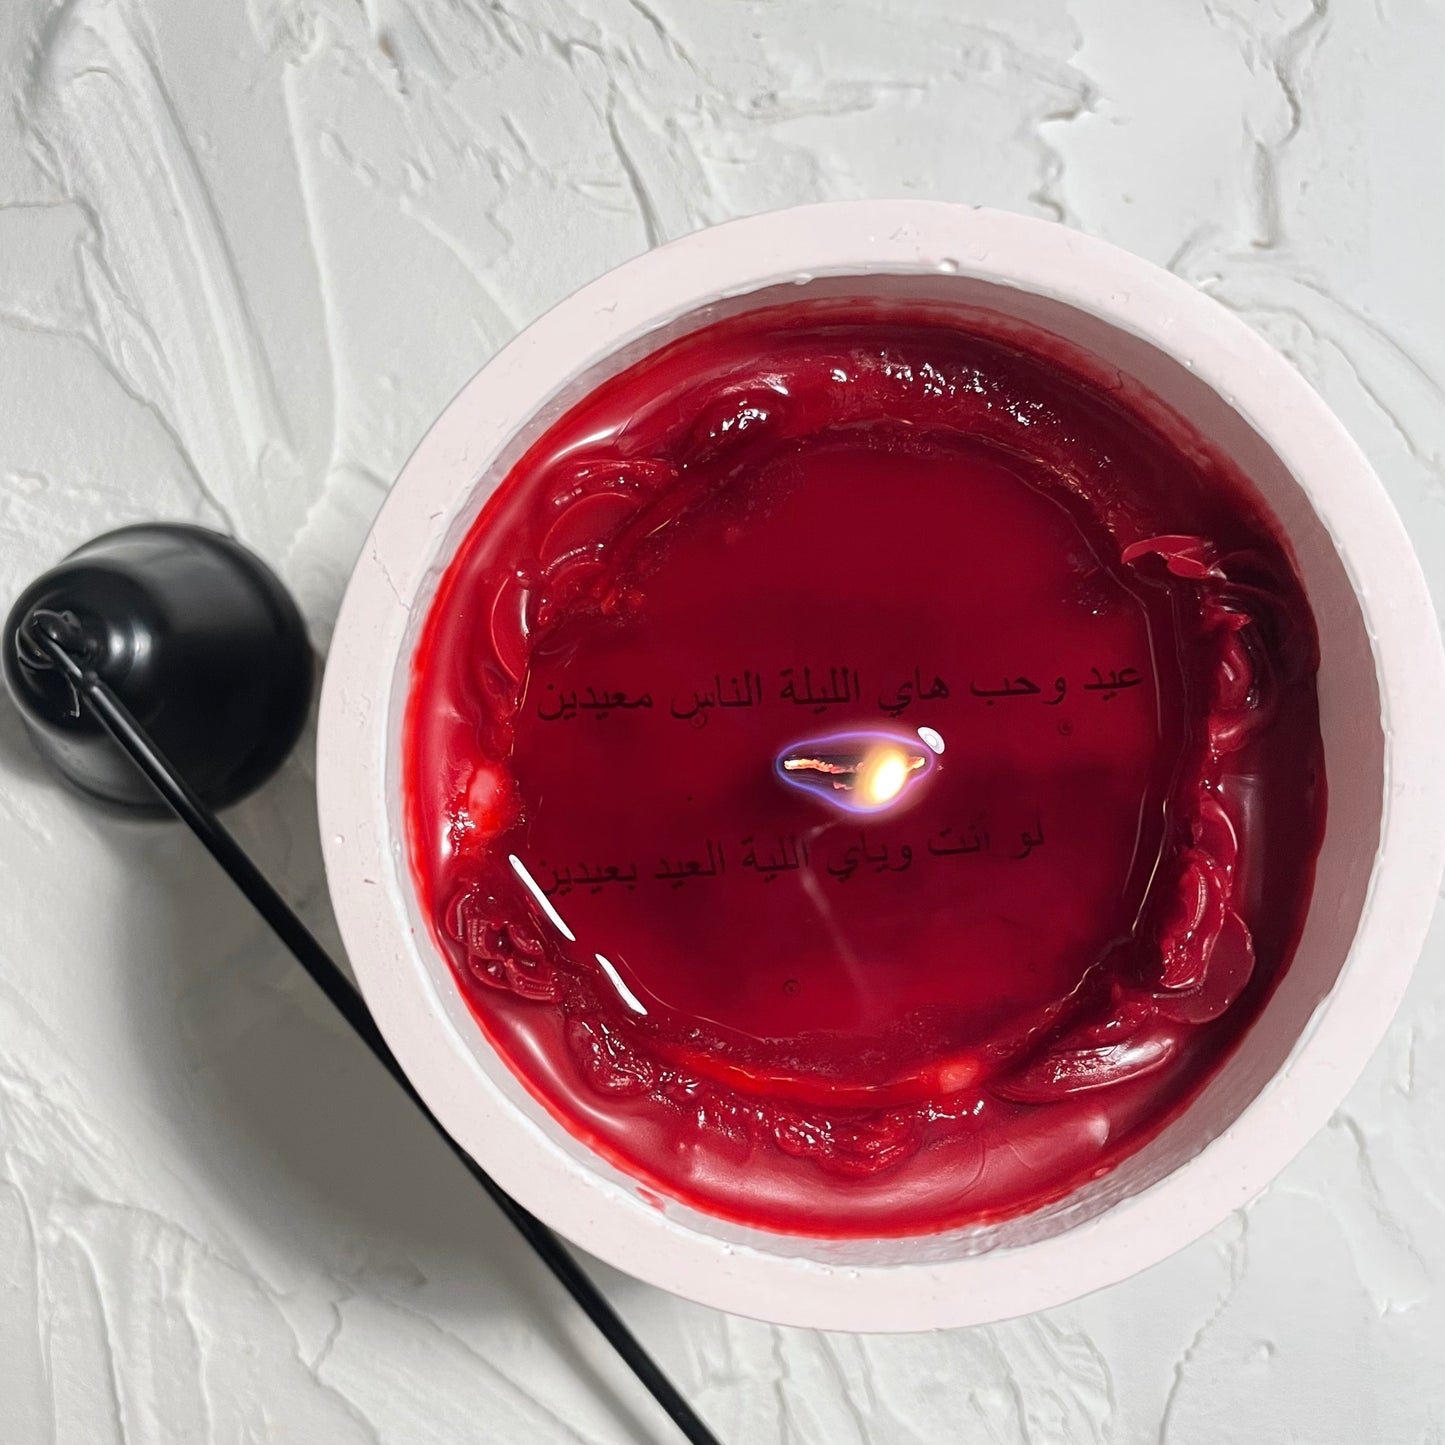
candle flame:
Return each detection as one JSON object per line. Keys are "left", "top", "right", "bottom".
{"left": 776, "top": 730, "right": 934, "bottom": 815}
{"left": 859, "top": 746, "right": 911, "bottom": 806}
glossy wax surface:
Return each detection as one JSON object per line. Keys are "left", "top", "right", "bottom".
{"left": 405, "top": 302, "right": 1325, "bottom": 1236}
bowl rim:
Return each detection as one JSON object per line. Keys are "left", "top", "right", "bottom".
{"left": 318, "top": 201, "right": 1445, "bottom": 1330}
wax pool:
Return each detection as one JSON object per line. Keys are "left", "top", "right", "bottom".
{"left": 405, "top": 302, "right": 1325, "bottom": 1237}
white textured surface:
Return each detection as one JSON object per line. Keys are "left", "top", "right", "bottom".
{"left": 1, "top": 1, "right": 1442, "bottom": 1441}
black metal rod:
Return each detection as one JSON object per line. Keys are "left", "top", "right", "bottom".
{"left": 27, "top": 615, "right": 722, "bottom": 1445}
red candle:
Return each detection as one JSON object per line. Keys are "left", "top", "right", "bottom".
{"left": 405, "top": 302, "right": 1325, "bottom": 1237}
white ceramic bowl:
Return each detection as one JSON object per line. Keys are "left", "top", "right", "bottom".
{"left": 318, "top": 202, "right": 1445, "bottom": 1330}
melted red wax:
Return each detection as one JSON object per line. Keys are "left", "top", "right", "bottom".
{"left": 405, "top": 302, "right": 1325, "bottom": 1236}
